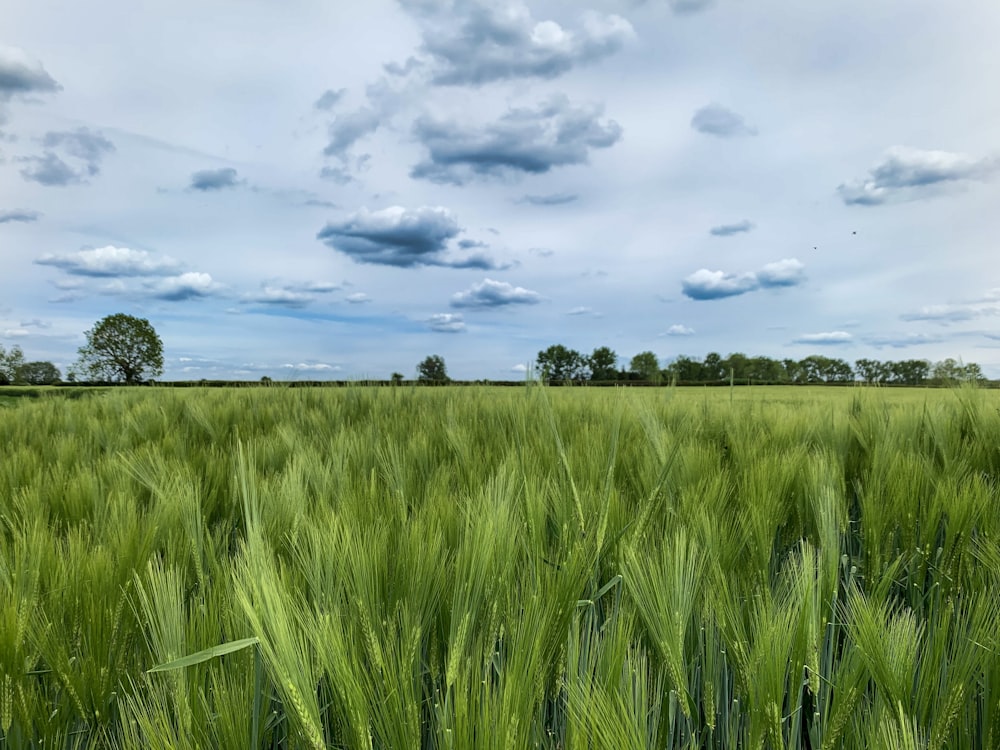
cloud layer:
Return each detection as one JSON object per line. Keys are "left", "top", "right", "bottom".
{"left": 189, "top": 168, "right": 241, "bottom": 191}
{"left": 709, "top": 219, "right": 754, "bottom": 237}
{"left": 20, "top": 128, "right": 115, "bottom": 186}
{"left": 35, "top": 246, "right": 182, "bottom": 277}
{"left": 691, "top": 104, "right": 756, "bottom": 137}
{"left": 0, "top": 209, "right": 41, "bottom": 223}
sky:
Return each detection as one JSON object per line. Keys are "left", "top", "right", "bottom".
{"left": 2, "top": 0, "right": 1000, "bottom": 381}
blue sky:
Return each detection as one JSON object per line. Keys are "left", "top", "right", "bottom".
{"left": 2, "top": 0, "right": 999, "bottom": 380}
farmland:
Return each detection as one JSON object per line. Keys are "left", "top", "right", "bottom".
{"left": 2, "top": 385, "right": 1000, "bottom": 748}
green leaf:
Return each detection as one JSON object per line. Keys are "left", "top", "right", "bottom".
{"left": 147, "top": 637, "right": 259, "bottom": 673}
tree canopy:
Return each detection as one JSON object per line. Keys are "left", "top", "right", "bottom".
{"left": 417, "top": 355, "right": 449, "bottom": 382}
{"left": 76, "top": 314, "right": 164, "bottom": 384}
{"left": 0, "top": 345, "right": 25, "bottom": 385}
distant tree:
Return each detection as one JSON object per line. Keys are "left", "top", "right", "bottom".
{"left": 702, "top": 352, "right": 724, "bottom": 382}
{"left": 537, "top": 345, "right": 587, "bottom": 384}
{"left": 75, "top": 313, "right": 164, "bottom": 384}
{"left": 630, "top": 351, "right": 661, "bottom": 382}
{"left": 260, "top": 376, "right": 273, "bottom": 385}
{"left": 0, "top": 344, "right": 26, "bottom": 385}
{"left": 888, "top": 359, "right": 930, "bottom": 386}
{"left": 391, "top": 372, "right": 405, "bottom": 385}
{"left": 668, "top": 355, "right": 703, "bottom": 383}
{"left": 417, "top": 355, "right": 449, "bottom": 382}
{"left": 16, "top": 361, "right": 61, "bottom": 385}
{"left": 722, "top": 352, "right": 750, "bottom": 382}
{"left": 932, "top": 358, "right": 984, "bottom": 386}
{"left": 855, "top": 358, "right": 885, "bottom": 384}
{"left": 588, "top": 347, "right": 618, "bottom": 381}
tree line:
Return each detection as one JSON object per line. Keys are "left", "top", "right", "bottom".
{"left": 535, "top": 345, "right": 987, "bottom": 386}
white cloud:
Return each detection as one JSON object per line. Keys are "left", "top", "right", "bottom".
{"left": 147, "top": 272, "right": 223, "bottom": 301}
{"left": 35, "top": 246, "right": 182, "bottom": 277}
{"left": 793, "top": 331, "right": 853, "bottom": 345}
{"left": 665, "top": 324, "right": 694, "bottom": 336}
{"left": 428, "top": 312, "right": 466, "bottom": 332}
{"left": 345, "top": 292, "right": 371, "bottom": 304}
{"left": 450, "top": 278, "right": 542, "bottom": 309}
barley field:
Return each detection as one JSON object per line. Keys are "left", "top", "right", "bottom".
{"left": 2, "top": 384, "right": 1000, "bottom": 748}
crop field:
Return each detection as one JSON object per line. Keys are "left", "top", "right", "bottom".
{"left": 2, "top": 384, "right": 1000, "bottom": 748}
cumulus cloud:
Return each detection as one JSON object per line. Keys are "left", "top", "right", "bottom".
{"left": 838, "top": 146, "right": 998, "bottom": 206}
{"left": 35, "top": 246, "right": 183, "bottom": 277}
{"left": 517, "top": 192, "right": 579, "bottom": 206}
{"left": 428, "top": 312, "right": 466, "bottom": 332}
{"left": 147, "top": 272, "right": 224, "bottom": 301}
{"left": 345, "top": 292, "right": 371, "bottom": 304}
{"left": 317, "top": 205, "right": 501, "bottom": 268}
{"left": 20, "top": 128, "right": 115, "bottom": 186}
{"left": 323, "top": 108, "right": 381, "bottom": 158}
{"left": 412, "top": 2, "right": 634, "bottom": 86}
{"left": 709, "top": 219, "right": 754, "bottom": 236}
{"left": 682, "top": 258, "right": 805, "bottom": 300}
{"left": 450, "top": 278, "right": 542, "bottom": 309}
{"left": 189, "top": 167, "right": 241, "bottom": 191}
{"left": 0, "top": 208, "right": 41, "bottom": 223}
{"left": 665, "top": 324, "right": 695, "bottom": 336}
{"left": 691, "top": 104, "right": 756, "bottom": 138}
{"left": 792, "top": 331, "right": 852, "bottom": 345}
{"left": 410, "top": 95, "right": 622, "bottom": 184}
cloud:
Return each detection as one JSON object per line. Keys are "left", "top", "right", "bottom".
{"left": 317, "top": 205, "right": 501, "bottom": 268}
{"left": 428, "top": 312, "right": 466, "bottom": 332}
{"left": 282, "top": 362, "right": 341, "bottom": 372}
{"left": 314, "top": 88, "right": 346, "bottom": 111}
{"left": 410, "top": 95, "right": 622, "bottom": 184}
{"left": 510, "top": 363, "right": 529, "bottom": 373}
{"left": 838, "top": 147, "right": 998, "bottom": 206}
{"left": 20, "top": 128, "right": 115, "bottom": 185}
{"left": 901, "top": 290, "right": 1000, "bottom": 323}
{"left": 0, "top": 208, "right": 41, "bottom": 223}
{"left": 792, "top": 331, "right": 853, "bottom": 345}
{"left": 865, "top": 333, "right": 944, "bottom": 348}
{"left": 690, "top": 103, "right": 757, "bottom": 137}
{"left": 35, "top": 246, "right": 183, "bottom": 277}
{"left": 669, "top": 0, "right": 713, "bottom": 13}
{"left": 147, "top": 272, "right": 224, "bottom": 301}
{"left": 517, "top": 192, "right": 579, "bottom": 206}
{"left": 345, "top": 292, "right": 371, "bottom": 304}
{"left": 189, "top": 167, "right": 241, "bottom": 191}
{"left": 413, "top": 2, "right": 634, "bottom": 86}
{"left": 567, "top": 306, "right": 593, "bottom": 315}
{"left": 709, "top": 219, "right": 754, "bottom": 237}
{"left": 19, "top": 318, "right": 50, "bottom": 329}
{"left": 323, "top": 107, "right": 381, "bottom": 158}
{"left": 242, "top": 286, "right": 315, "bottom": 308}
{"left": 450, "top": 278, "right": 542, "bottom": 309}
{"left": 665, "top": 324, "right": 694, "bottom": 336}
{"left": 682, "top": 258, "right": 805, "bottom": 300}
{"left": 0, "top": 46, "right": 61, "bottom": 119}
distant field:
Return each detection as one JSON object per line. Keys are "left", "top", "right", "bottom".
{"left": 2, "top": 385, "right": 1000, "bottom": 748}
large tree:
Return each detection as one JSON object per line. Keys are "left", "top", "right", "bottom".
{"left": 629, "top": 351, "right": 661, "bottom": 382}
{"left": 17, "top": 361, "right": 61, "bottom": 385}
{"left": 0, "top": 344, "right": 25, "bottom": 385}
{"left": 588, "top": 346, "right": 618, "bottom": 381}
{"left": 417, "top": 355, "right": 449, "bottom": 382}
{"left": 76, "top": 314, "right": 164, "bottom": 384}
{"left": 537, "top": 345, "right": 587, "bottom": 384}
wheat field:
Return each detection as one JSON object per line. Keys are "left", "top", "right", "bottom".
{"left": 2, "top": 384, "right": 999, "bottom": 748}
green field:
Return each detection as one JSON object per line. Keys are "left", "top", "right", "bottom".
{"left": 2, "top": 385, "right": 1000, "bottom": 748}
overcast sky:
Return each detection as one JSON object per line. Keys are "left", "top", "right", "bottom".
{"left": 3, "top": 0, "right": 1000, "bottom": 380}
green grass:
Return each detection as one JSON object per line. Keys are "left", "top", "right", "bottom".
{"left": 1, "top": 384, "right": 1000, "bottom": 748}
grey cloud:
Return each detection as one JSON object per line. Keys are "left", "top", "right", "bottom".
{"left": 792, "top": 331, "right": 852, "bottom": 345}
{"left": 323, "top": 107, "right": 381, "bottom": 158}
{"left": 710, "top": 219, "right": 754, "bottom": 236}
{"left": 691, "top": 103, "right": 757, "bottom": 137}
{"left": 319, "top": 165, "right": 354, "bottom": 184}
{"left": 189, "top": 167, "right": 241, "bottom": 191}
{"left": 865, "top": 333, "right": 944, "bottom": 348}
{"left": 682, "top": 258, "right": 805, "bottom": 300}
{"left": 314, "top": 88, "right": 346, "bottom": 111}
{"left": 900, "top": 291, "right": 1000, "bottom": 324}
{"left": 458, "top": 238, "right": 488, "bottom": 249}
{"left": 669, "top": 0, "right": 713, "bottom": 14}
{"left": 146, "top": 273, "right": 224, "bottom": 301}
{"left": 417, "top": 3, "right": 634, "bottom": 86}
{"left": 0, "top": 208, "right": 41, "bottom": 223}
{"left": 411, "top": 96, "right": 622, "bottom": 185}
{"left": 35, "top": 246, "right": 183, "bottom": 277}
{"left": 20, "top": 153, "right": 81, "bottom": 186}
{"left": 317, "top": 205, "right": 501, "bottom": 268}
{"left": 517, "top": 192, "right": 579, "bottom": 206}
{"left": 20, "top": 128, "right": 115, "bottom": 185}
{"left": 838, "top": 146, "right": 998, "bottom": 206}
{"left": 450, "top": 278, "right": 541, "bottom": 309}
{"left": 0, "top": 46, "right": 61, "bottom": 101}
{"left": 428, "top": 313, "right": 466, "bottom": 332}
